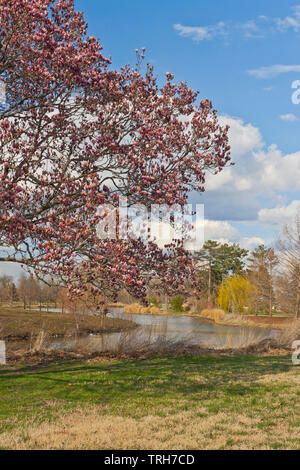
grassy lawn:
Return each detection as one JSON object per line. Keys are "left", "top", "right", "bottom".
{"left": 0, "top": 307, "right": 136, "bottom": 341}
{"left": 0, "top": 355, "right": 299, "bottom": 449}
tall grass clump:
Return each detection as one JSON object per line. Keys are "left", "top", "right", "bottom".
{"left": 201, "top": 309, "right": 226, "bottom": 323}
{"left": 123, "top": 304, "right": 162, "bottom": 315}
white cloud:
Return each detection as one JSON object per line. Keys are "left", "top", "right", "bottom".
{"left": 258, "top": 200, "right": 300, "bottom": 226}
{"left": 173, "top": 22, "right": 227, "bottom": 42}
{"left": 237, "top": 20, "right": 263, "bottom": 39}
{"left": 206, "top": 116, "right": 300, "bottom": 195}
{"left": 205, "top": 167, "right": 233, "bottom": 191}
{"left": 253, "top": 146, "right": 300, "bottom": 193}
{"left": 198, "top": 114, "right": 300, "bottom": 235}
{"left": 280, "top": 113, "right": 298, "bottom": 122}
{"left": 219, "top": 116, "right": 263, "bottom": 158}
{"left": 204, "top": 219, "right": 238, "bottom": 242}
{"left": 174, "top": 6, "right": 300, "bottom": 44}
{"left": 247, "top": 64, "right": 300, "bottom": 79}
{"left": 239, "top": 237, "right": 266, "bottom": 250}
{"left": 203, "top": 220, "right": 266, "bottom": 251}
{"left": 205, "top": 116, "right": 263, "bottom": 193}
{"left": 275, "top": 5, "right": 300, "bottom": 32}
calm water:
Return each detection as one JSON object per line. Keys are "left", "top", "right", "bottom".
{"left": 48, "top": 307, "right": 279, "bottom": 352}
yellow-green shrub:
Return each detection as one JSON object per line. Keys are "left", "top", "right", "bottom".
{"left": 217, "top": 275, "right": 255, "bottom": 314}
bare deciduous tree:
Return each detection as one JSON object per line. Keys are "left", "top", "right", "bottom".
{"left": 248, "top": 245, "right": 278, "bottom": 316}
{"left": 277, "top": 215, "right": 300, "bottom": 319}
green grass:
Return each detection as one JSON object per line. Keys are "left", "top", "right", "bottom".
{"left": 0, "top": 355, "right": 299, "bottom": 439}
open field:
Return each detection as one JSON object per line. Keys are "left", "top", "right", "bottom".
{"left": 0, "top": 355, "right": 299, "bottom": 450}
{"left": 0, "top": 307, "right": 136, "bottom": 342}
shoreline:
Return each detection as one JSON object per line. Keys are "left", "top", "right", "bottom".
{"left": 0, "top": 307, "right": 137, "bottom": 343}
{"left": 120, "top": 306, "right": 294, "bottom": 331}
{"left": 6, "top": 338, "right": 291, "bottom": 366}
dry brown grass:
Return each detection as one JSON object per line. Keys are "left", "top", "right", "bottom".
{"left": 201, "top": 309, "right": 226, "bottom": 322}
{"left": 277, "top": 320, "right": 300, "bottom": 346}
{"left": 0, "top": 307, "right": 136, "bottom": 342}
{"left": 123, "top": 304, "right": 163, "bottom": 315}
{"left": 203, "top": 328, "right": 269, "bottom": 351}
{"left": 1, "top": 400, "right": 299, "bottom": 450}
{"left": 202, "top": 311, "right": 296, "bottom": 333}
{"left": 1, "top": 354, "right": 299, "bottom": 450}
{"left": 123, "top": 303, "right": 143, "bottom": 314}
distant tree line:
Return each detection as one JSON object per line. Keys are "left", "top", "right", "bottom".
{"left": 0, "top": 275, "right": 59, "bottom": 310}
{"left": 193, "top": 215, "right": 300, "bottom": 318}
{"left": 1, "top": 215, "right": 299, "bottom": 319}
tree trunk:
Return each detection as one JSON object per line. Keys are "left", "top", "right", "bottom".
{"left": 269, "top": 265, "right": 273, "bottom": 317}
{"left": 207, "top": 262, "right": 213, "bottom": 308}
{"left": 296, "top": 280, "right": 300, "bottom": 319}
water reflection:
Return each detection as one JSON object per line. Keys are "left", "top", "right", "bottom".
{"left": 47, "top": 308, "right": 278, "bottom": 353}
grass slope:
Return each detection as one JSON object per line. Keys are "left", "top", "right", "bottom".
{"left": 0, "top": 307, "right": 136, "bottom": 341}
{"left": 0, "top": 355, "right": 299, "bottom": 449}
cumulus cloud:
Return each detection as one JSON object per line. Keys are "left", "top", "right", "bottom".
{"left": 205, "top": 116, "right": 300, "bottom": 196}
{"left": 258, "top": 200, "right": 300, "bottom": 226}
{"left": 239, "top": 237, "right": 266, "bottom": 250}
{"left": 190, "top": 113, "right": 300, "bottom": 245}
{"left": 203, "top": 220, "right": 266, "bottom": 251}
{"left": 253, "top": 146, "right": 300, "bottom": 193}
{"left": 151, "top": 216, "right": 266, "bottom": 252}
{"left": 204, "top": 219, "right": 238, "bottom": 242}
{"left": 219, "top": 116, "right": 263, "bottom": 158}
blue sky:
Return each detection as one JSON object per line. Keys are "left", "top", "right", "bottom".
{"left": 75, "top": 0, "right": 300, "bottom": 149}
{"left": 3, "top": 1, "right": 300, "bottom": 278}
{"left": 72, "top": 0, "right": 300, "bottom": 251}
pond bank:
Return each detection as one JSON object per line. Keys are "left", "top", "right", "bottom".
{"left": 2, "top": 306, "right": 290, "bottom": 365}
{"left": 6, "top": 337, "right": 290, "bottom": 366}
{"left": 211, "top": 314, "right": 296, "bottom": 330}
{"left": 0, "top": 307, "right": 137, "bottom": 342}
{"left": 122, "top": 304, "right": 293, "bottom": 331}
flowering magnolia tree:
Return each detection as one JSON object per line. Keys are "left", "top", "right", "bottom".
{"left": 0, "top": 0, "right": 231, "bottom": 302}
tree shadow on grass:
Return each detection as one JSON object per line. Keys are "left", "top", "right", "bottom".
{"left": 0, "top": 355, "right": 295, "bottom": 406}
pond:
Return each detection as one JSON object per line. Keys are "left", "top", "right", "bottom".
{"left": 48, "top": 307, "right": 279, "bottom": 353}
